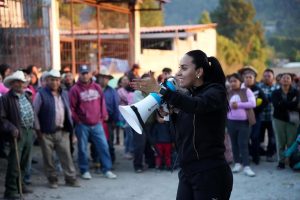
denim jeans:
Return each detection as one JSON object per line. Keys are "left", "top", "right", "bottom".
{"left": 124, "top": 126, "right": 134, "bottom": 154}
{"left": 249, "top": 115, "right": 262, "bottom": 162}
{"left": 75, "top": 123, "right": 112, "bottom": 174}
{"left": 227, "top": 120, "right": 251, "bottom": 166}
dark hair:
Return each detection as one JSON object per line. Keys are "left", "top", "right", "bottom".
{"left": 157, "top": 74, "right": 164, "bottom": 83}
{"left": 26, "top": 65, "right": 36, "bottom": 73}
{"left": 281, "top": 73, "right": 293, "bottom": 79}
{"left": 227, "top": 73, "right": 243, "bottom": 83}
{"left": 0, "top": 63, "right": 11, "bottom": 79}
{"left": 263, "top": 69, "right": 274, "bottom": 75}
{"left": 186, "top": 50, "right": 226, "bottom": 87}
{"left": 162, "top": 67, "right": 172, "bottom": 73}
{"left": 132, "top": 64, "right": 140, "bottom": 70}
{"left": 141, "top": 73, "right": 150, "bottom": 79}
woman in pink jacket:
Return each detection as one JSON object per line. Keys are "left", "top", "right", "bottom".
{"left": 227, "top": 73, "right": 256, "bottom": 177}
{"left": 117, "top": 75, "right": 135, "bottom": 159}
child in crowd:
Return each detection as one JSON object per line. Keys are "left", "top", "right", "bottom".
{"left": 152, "top": 112, "right": 172, "bottom": 170}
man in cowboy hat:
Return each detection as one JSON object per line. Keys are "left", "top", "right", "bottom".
{"left": 33, "top": 69, "right": 80, "bottom": 189}
{"left": 95, "top": 68, "right": 121, "bottom": 164}
{"left": 239, "top": 65, "right": 268, "bottom": 165}
{"left": 0, "top": 70, "right": 34, "bottom": 199}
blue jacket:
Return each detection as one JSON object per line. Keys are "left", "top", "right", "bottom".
{"left": 152, "top": 122, "right": 172, "bottom": 143}
{"left": 103, "top": 86, "right": 121, "bottom": 123}
{"left": 36, "top": 87, "right": 73, "bottom": 134}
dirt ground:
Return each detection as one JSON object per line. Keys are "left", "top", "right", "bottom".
{"left": 0, "top": 144, "right": 300, "bottom": 200}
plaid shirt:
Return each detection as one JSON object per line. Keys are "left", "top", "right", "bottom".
{"left": 258, "top": 82, "right": 279, "bottom": 121}
{"left": 17, "top": 93, "right": 34, "bottom": 128}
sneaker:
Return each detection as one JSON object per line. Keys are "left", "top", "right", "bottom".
{"left": 243, "top": 166, "right": 255, "bottom": 177}
{"left": 81, "top": 172, "right": 92, "bottom": 180}
{"left": 135, "top": 168, "right": 143, "bottom": 173}
{"left": 104, "top": 171, "right": 117, "bottom": 179}
{"left": 124, "top": 153, "right": 133, "bottom": 160}
{"left": 232, "top": 163, "right": 242, "bottom": 173}
{"left": 48, "top": 177, "right": 58, "bottom": 189}
{"left": 65, "top": 179, "right": 81, "bottom": 187}
{"left": 48, "top": 181, "right": 58, "bottom": 189}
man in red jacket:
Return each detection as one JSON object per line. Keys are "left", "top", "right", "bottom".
{"left": 69, "top": 65, "right": 117, "bottom": 180}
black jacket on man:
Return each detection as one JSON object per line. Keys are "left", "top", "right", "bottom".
{"left": 164, "top": 83, "right": 227, "bottom": 174}
{"left": 0, "top": 90, "right": 33, "bottom": 140}
{"left": 249, "top": 84, "right": 268, "bottom": 117}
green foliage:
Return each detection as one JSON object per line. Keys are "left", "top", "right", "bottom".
{"left": 211, "top": 0, "right": 263, "bottom": 46}
{"left": 269, "top": 36, "right": 300, "bottom": 61}
{"left": 198, "top": 11, "right": 211, "bottom": 24}
{"left": 164, "top": 0, "right": 219, "bottom": 25}
{"left": 211, "top": 0, "right": 269, "bottom": 74}
{"left": 140, "top": 0, "right": 164, "bottom": 27}
{"left": 216, "top": 35, "right": 244, "bottom": 74}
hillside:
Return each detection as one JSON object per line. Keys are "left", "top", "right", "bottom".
{"left": 164, "top": 0, "right": 218, "bottom": 25}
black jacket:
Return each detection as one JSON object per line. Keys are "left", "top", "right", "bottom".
{"left": 272, "top": 87, "right": 300, "bottom": 122}
{"left": 164, "top": 83, "right": 227, "bottom": 174}
{"left": 0, "top": 90, "right": 33, "bottom": 140}
{"left": 249, "top": 84, "right": 268, "bottom": 117}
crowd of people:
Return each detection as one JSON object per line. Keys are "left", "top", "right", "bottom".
{"left": 226, "top": 66, "right": 300, "bottom": 176}
{"left": 0, "top": 60, "right": 300, "bottom": 199}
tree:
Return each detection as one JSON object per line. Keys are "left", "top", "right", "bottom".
{"left": 216, "top": 35, "right": 244, "bottom": 74}
{"left": 211, "top": 0, "right": 264, "bottom": 46}
{"left": 211, "top": 0, "right": 269, "bottom": 73}
{"left": 140, "top": 0, "right": 164, "bottom": 27}
{"left": 198, "top": 10, "right": 212, "bottom": 24}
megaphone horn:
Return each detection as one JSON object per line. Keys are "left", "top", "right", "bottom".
{"left": 119, "top": 93, "right": 162, "bottom": 134}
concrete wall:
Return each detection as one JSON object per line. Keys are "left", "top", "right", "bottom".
{"left": 139, "top": 28, "right": 217, "bottom": 76}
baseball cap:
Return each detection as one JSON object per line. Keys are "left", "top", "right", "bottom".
{"left": 79, "top": 65, "right": 90, "bottom": 74}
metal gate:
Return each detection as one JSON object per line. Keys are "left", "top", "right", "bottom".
{"left": 59, "top": 1, "right": 130, "bottom": 74}
{"left": 0, "top": 0, "right": 51, "bottom": 70}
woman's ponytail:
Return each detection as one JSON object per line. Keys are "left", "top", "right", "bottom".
{"left": 206, "top": 56, "right": 226, "bottom": 87}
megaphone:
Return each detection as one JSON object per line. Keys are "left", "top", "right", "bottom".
{"left": 119, "top": 93, "right": 162, "bottom": 134}
{"left": 119, "top": 77, "right": 177, "bottom": 134}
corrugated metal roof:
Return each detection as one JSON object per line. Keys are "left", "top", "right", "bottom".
{"left": 60, "top": 23, "right": 217, "bottom": 35}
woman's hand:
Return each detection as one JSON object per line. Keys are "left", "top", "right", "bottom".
{"left": 158, "top": 106, "right": 169, "bottom": 117}
{"left": 129, "top": 71, "right": 160, "bottom": 95}
{"left": 231, "top": 102, "right": 238, "bottom": 109}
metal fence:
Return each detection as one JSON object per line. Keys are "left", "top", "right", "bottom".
{"left": 59, "top": 1, "right": 130, "bottom": 73}
{"left": 0, "top": 0, "right": 51, "bottom": 70}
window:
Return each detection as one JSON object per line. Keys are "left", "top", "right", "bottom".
{"left": 141, "top": 38, "right": 173, "bottom": 50}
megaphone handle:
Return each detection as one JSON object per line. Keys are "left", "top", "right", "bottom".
{"left": 130, "top": 105, "right": 146, "bottom": 131}
{"left": 130, "top": 105, "right": 161, "bottom": 158}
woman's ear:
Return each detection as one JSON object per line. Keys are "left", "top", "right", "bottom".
{"left": 196, "top": 68, "right": 203, "bottom": 79}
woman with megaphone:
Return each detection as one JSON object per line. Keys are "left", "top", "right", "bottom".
{"left": 130, "top": 50, "right": 233, "bottom": 200}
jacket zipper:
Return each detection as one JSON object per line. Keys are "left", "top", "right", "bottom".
{"left": 193, "top": 114, "right": 200, "bottom": 160}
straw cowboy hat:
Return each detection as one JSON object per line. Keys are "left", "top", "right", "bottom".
{"left": 238, "top": 65, "right": 258, "bottom": 77}
{"left": 99, "top": 67, "right": 113, "bottom": 80}
{"left": 44, "top": 69, "right": 61, "bottom": 79}
{"left": 3, "top": 70, "right": 27, "bottom": 87}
